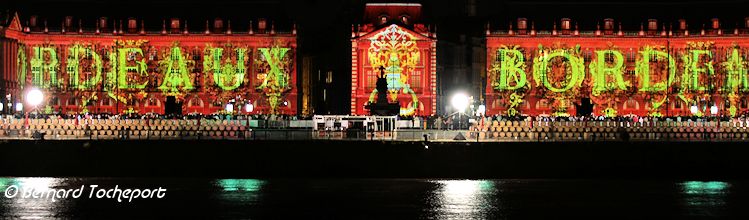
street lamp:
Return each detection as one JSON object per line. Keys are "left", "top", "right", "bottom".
{"left": 451, "top": 92, "right": 469, "bottom": 129}
{"left": 451, "top": 93, "right": 469, "bottom": 113}
{"left": 710, "top": 104, "right": 718, "bottom": 115}
{"left": 26, "top": 88, "right": 44, "bottom": 109}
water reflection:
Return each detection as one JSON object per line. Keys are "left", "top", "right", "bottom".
{"left": 0, "top": 177, "right": 64, "bottom": 219}
{"left": 0, "top": 178, "right": 744, "bottom": 218}
{"left": 681, "top": 181, "right": 730, "bottom": 216}
{"left": 214, "top": 179, "right": 265, "bottom": 204}
{"left": 428, "top": 180, "right": 500, "bottom": 219}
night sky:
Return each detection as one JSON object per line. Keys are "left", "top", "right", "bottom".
{"left": 2, "top": 0, "right": 748, "bottom": 114}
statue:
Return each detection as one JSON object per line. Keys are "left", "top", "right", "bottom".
{"left": 365, "top": 66, "right": 400, "bottom": 116}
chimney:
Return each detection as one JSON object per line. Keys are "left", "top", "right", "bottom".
{"left": 604, "top": 18, "right": 614, "bottom": 35}
{"left": 712, "top": 18, "right": 720, "bottom": 29}
{"left": 712, "top": 18, "right": 721, "bottom": 35}
{"left": 127, "top": 18, "right": 137, "bottom": 34}
{"left": 29, "top": 15, "right": 38, "bottom": 27}
{"left": 99, "top": 17, "right": 108, "bottom": 32}
{"left": 170, "top": 18, "right": 180, "bottom": 34}
{"left": 517, "top": 18, "right": 527, "bottom": 35}
{"left": 647, "top": 19, "right": 657, "bottom": 35}
{"left": 257, "top": 18, "right": 266, "bottom": 34}
{"left": 213, "top": 18, "right": 224, "bottom": 33}
{"left": 561, "top": 18, "right": 571, "bottom": 35}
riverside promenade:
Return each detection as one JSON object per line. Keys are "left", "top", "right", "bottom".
{"left": 1, "top": 117, "right": 748, "bottom": 142}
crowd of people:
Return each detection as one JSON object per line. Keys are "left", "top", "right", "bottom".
{"left": 6, "top": 110, "right": 749, "bottom": 130}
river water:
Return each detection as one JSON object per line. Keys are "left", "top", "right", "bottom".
{"left": 0, "top": 178, "right": 745, "bottom": 219}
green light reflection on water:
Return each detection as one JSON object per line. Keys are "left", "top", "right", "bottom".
{"left": 218, "top": 179, "right": 264, "bottom": 192}
{"left": 681, "top": 181, "right": 730, "bottom": 207}
{"left": 683, "top": 181, "right": 729, "bottom": 195}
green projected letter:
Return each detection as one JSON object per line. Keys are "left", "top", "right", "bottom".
{"left": 589, "top": 50, "right": 627, "bottom": 95}
{"left": 17, "top": 46, "right": 27, "bottom": 89}
{"left": 30, "top": 46, "right": 59, "bottom": 88}
{"left": 495, "top": 49, "right": 527, "bottom": 90}
{"left": 635, "top": 48, "right": 676, "bottom": 92}
{"left": 257, "top": 47, "right": 290, "bottom": 90}
{"left": 159, "top": 46, "right": 194, "bottom": 93}
{"left": 532, "top": 50, "right": 585, "bottom": 93}
{"left": 117, "top": 48, "right": 148, "bottom": 89}
{"left": 723, "top": 48, "right": 749, "bottom": 92}
{"left": 67, "top": 45, "right": 103, "bottom": 90}
{"left": 205, "top": 47, "right": 247, "bottom": 91}
{"left": 681, "top": 50, "right": 714, "bottom": 91}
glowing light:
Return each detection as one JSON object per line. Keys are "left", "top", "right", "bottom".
{"left": 690, "top": 105, "right": 699, "bottom": 114}
{"left": 451, "top": 93, "right": 469, "bottom": 113}
{"left": 245, "top": 103, "right": 253, "bottom": 113}
{"left": 26, "top": 88, "right": 44, "bottom": 107}
{"left": 218, "top": 179, "right": 264, "bottom": 192}
{"left": 225, "top": 103, "right": 234, "bottom": 113}
{"left": 683, "top": 181, "right": 729, "bottom": 195}
{"left": 15, "top": 103, "right": 22, "bottom": 112}
{"left": 711, "top": 105, "right": 719, "bottom": 115}
{"left": 477, "top": 104, "right": 486, "bottom": 116}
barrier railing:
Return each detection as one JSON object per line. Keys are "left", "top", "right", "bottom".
{"left": 2, "top": 119, "right": 749, "bottom": 142}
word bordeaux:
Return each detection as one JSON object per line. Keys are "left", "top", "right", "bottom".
{"left": 492, "top": 44, "right": 746, "bottom": 94}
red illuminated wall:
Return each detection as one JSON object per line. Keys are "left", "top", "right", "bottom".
{"left": 350, "top": 3, "right": 437, "bottom": 116}
{"left": 0, "top": 15, "right": 297, "bottom": 115}
{"left": 486, "top": 19, "right": 749, "bottom": 117}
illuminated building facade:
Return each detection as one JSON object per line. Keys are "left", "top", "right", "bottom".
{"left": 487, "top": 18, "right": 749, "bottom": 117}
{"left": 0, "top": 14, "right": 297, "bottom": 115}
{"left": 351, "top": 3, "right": 437, "bottom": 116}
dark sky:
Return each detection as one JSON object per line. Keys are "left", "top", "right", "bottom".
{"left": 3, "top": 0, "right": 748, "bottom": 114}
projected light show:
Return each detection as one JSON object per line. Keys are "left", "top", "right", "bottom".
{"left": 2, "top": 16, "right": 296, "bottom": 115}
{"left": 486, "top": 18, "right": 749, "bottom": 117}
{"left": 351, "top": 3, "right": 437, "bottom": 116}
